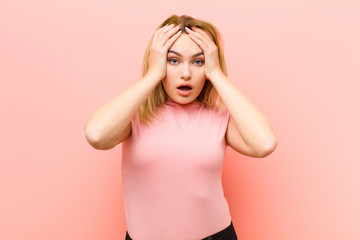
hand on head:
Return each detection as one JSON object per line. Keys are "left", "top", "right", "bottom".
{"left": 147, "top": 24, "right": 182, "bottom": 80}
{"left": 185, "top": 26, "right": 222, "bottom": 80}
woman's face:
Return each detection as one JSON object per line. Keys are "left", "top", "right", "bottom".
{"left": 162, "top": 33, "right": 207, "bottom": 105}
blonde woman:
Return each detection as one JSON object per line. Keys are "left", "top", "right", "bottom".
{"left": 85, "top": 14, "right": 277, "bottom": 240}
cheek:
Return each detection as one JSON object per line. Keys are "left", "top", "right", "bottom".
{"left": 165, "top": 66, "right": 176, "bottom": 78}
{"left": 162, "top": 72, "right": 176, "bottom": 90}
{"left": 195, "top": 71, "right": 207, "bottom": 83}
{"left": 195, "top": 67, "right": 206, "bottom": 77}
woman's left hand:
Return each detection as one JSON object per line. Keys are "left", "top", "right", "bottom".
{"left": 185, "top": 26, "right": 224, "bottom": 81}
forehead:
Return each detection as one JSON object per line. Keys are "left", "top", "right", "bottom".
{"left": 168, "top": 34, "right": 202, "bottom": 55}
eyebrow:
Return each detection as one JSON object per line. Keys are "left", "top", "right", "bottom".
{"left": 168, "top": 50, "right": 204, "bottom": 57}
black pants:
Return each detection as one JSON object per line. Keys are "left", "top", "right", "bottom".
{"left": 125, "top": 221, "right": 237, "bottom": 240}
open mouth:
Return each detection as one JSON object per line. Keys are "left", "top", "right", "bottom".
{"left": 177, "top": 86, "right": 192, "bottom": 90}
{"left": 177, "top": 85, "right": 193, "bottom": 96}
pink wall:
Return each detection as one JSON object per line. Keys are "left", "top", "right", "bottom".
{"left": 1, "top": 0, "right": 359, "bottom": 239}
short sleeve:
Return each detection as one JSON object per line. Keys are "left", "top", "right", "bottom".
{"left": 130, "top": 112, "right": 140, "bottom": 137}
{"left": 223, "top": 106, "right": 232, "bottom": 125}
{"left": 221, "top": 107, "right": 232, "bottom": 146}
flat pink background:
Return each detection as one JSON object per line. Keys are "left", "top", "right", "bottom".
{"left": 1, "top": 0, "right": 359, "bottom": 239}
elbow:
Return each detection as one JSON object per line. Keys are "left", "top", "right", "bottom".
{"left": 84, "top": 124, "right": 114, "bottom": 150}
{"left": 257, "top": 138, "right": 278, "bottom": 158}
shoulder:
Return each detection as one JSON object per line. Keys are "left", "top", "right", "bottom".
{"left": 207, "top": 104, "right": 231, "bottom": 122}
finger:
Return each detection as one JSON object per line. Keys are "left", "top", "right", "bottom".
{"left": 153, "top": 24, "right": 177, "bottom": 46}
{"left": 185, "top": 27, "right": 211, "bottom": 47}
{"left": 196, "top": 28, "right": 216, "bottom": 47}
{"left": 154, "top": 24, "right": 175, "bottom": 37}
{"left": 159, "top": 25, "right": 181, "bottom": 46}
{"left": 190, "top": 26, "right": 213, "bottom": 39}
{"left": 185, "top": 27, "right": 208, "bottom": 50}
{"left": 185, "top": 27, "right": 207, "bottom": 45}
{"left": 163, "top": 29, "right": 182, "bottom": 49}
{"left": 161, "top": 23, "right": 174, "bottom": 30}
{"left": 162, "top": 24, "right": 180, "bottom": 35}
{"left": 161, "top": 24, "right": 177, "bottom": 33}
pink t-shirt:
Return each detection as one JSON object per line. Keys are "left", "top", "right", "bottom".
{"left": 121, "top": 99, "right": 232, "bottom": 240}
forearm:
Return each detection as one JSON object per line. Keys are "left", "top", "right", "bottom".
{"left": 210, "top": 72, "right": 277, "bottom": 150}
{"left": 84, "top": 73, "right": 161, "bottom": 148}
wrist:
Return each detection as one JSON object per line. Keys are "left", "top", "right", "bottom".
{"left": 145, "top": 71, "right": 164, "bottom": 83}
{"left": 207, "top": 70, "right": 226, "bottom": 82}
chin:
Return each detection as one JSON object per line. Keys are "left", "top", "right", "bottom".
{"left": 171, "top": 96, "right": 196, "bottom": 105}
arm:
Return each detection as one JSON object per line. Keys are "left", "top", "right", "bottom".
{"left": 84, "top": 72, "right": 161, "bottom": 150}
{"left": 211, "top": 72, "right": 278, "bottom": 158}
{"left": 185, "top": 26, "right": 277, "bottom": 158}
{"left": 84, "top": 24, "right": 182, "bottom": 150}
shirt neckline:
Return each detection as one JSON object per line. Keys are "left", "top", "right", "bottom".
{"left": 165, "top": 98, "right": 202, "bottom": 108}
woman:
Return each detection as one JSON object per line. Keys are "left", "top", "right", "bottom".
{"left": 85, "top": 14, "right": 277, "bottom": 240}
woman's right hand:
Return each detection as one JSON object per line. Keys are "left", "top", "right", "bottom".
{"left": 147, "top": 24, "right": 182, "bottom": 80}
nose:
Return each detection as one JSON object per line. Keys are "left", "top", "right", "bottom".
{"left": 180, "top": 63, "right": 191, "bottom": 80}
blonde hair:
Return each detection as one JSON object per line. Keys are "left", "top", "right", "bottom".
{"left": 138, "top": 14, "right": 228, "bottom": 124}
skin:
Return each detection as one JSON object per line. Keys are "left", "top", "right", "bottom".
{"left": 85, "top": 23, "right": 277, "bottom": 157}
{"left": 162, "top": 33, "right": 207, "bottom": 105}
{"left": 184, "top": 26, "right": 278, "bottom": 157}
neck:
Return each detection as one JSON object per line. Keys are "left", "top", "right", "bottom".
{"left": 166, "top": 98, "right": 201, "bottom": 106}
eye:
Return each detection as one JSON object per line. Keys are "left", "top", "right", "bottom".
{"left": 168, "top": 58, "right": 178, "bottom": 64}
{"left": 194, "top": 59, "right": 205, "bottom": 66}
